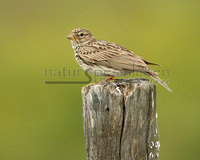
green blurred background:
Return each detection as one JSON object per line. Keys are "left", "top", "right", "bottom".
{"left": 0, "top": 0, "right": 200, "bottom": 159}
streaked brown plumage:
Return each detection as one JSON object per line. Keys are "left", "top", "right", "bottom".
{"left": 67, "top": 28, "right": 172, "bottom": 92}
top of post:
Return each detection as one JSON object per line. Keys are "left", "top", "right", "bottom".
{"left": 82, "top": 78, "right": 155, "bottom": 96}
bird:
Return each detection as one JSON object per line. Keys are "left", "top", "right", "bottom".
{"left": 67, "top": 28, "right": 172, "bottom": 92}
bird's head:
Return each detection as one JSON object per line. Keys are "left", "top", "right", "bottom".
{"left": 67, "top": 28, "right": 94, "bottom": 45}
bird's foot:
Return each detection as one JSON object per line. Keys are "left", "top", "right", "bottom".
{"left": 96, "top": 76, "right": 115, "bottom": 85}
{"left": 105, "top": 76, "right": 115, "bottom": 82}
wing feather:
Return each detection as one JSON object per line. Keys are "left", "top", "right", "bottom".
{"left": 78, "top": 40, "right": 149, "bottom": 72}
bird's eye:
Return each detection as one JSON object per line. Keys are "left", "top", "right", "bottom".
{"left": 79, "top": 33, "right": 84, "bottom": 37}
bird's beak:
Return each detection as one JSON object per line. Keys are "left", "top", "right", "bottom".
{"left": 67, "top": 34, "right": 73, "bottom": 40}
{"left": 67, "top": 34, "right": 77, "bottom": 40}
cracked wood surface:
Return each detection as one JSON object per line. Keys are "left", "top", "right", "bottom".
{"left": 82, "top": 78, "right": 159, "bottom": 160}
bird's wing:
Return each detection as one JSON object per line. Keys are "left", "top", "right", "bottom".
{"left": 78, "top": 40, "right": 149, "bottom": 72}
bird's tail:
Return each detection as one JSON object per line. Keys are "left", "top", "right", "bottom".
{"left": 146, "top": 70, "right": 172, "bottom": 92}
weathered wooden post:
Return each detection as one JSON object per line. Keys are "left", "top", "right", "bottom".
{"left": 82, "top": 78, "right": 160, "bottom": 160}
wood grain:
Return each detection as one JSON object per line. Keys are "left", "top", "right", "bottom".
{"left": 82, "top": 78, "right": 159, "bottom": 160}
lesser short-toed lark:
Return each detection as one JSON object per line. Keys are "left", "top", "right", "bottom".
{"left": 67, "top": 28, "right": 172, "bottom": 92}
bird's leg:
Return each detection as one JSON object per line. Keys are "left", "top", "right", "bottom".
{"left": 97, "top": 76, "right": 114, "bottom": 84}
{"left": 105, "top": 76, "right": 114, "bottom": 81}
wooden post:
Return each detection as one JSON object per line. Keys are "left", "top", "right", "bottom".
{"left": 82, "top": 78, "right": 160, "bottom": 160}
